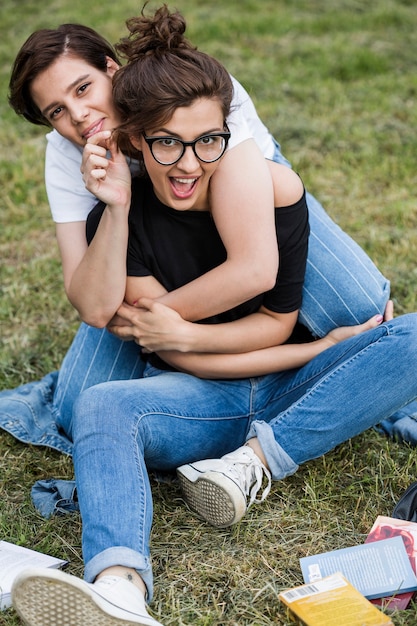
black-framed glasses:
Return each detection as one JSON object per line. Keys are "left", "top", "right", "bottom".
{"left": 142, "top": 126, "right": 231, "bottom": 166}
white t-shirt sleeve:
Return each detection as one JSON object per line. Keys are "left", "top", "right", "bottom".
{"left": 45, "top": 130, "right": 143, "bottom": 223}
{"left": 45, "top": 130, "right": 98, "bottom": 223}
{"left": 227, "top": 76, "right": 276, "bottom": 159}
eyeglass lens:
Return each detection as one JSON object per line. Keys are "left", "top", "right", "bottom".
{"left": 152, "top": 135, "right": 226, "bottom": 164}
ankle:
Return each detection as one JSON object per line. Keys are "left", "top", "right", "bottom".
{"left": 96, "top": 567, "right": 147, "bottom": 597}
{"left": 245, "top": 438, "right": 269, "bottom": 470}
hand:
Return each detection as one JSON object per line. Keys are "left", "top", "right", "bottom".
{"left": 111, "top": 300, "right": 193, "bottom": 352}
{"left": 384, "top": 299, "right": 394, "bottom": 321}
{"left": 81, "top": 131, "right": 131, "bottom": 208}
{"left": 323, "top": 313, "right": 384, "bottom": 347}
{"left": 107, "top": 310, "right": 136, "bottom": 342}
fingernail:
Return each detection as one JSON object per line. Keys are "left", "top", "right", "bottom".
{"left": 376, "top": 314, "right": 383, "bottom": 323}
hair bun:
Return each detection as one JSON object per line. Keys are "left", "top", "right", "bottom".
{"left": 116, "top": 4, "right": 191, "bottom": 62}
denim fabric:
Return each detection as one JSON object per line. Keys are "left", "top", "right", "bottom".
{"left": 0, "top": 325, "right": 145, "bottom": 518}
{"left": 0, "top": 325, "right": 145, "bottom": 449}
{"left": 72, "top": 314, "right": 417, "bottom": 599}
{"left": 301, "top": 191, "right": 390, "bottom": 335}
{"left": 0, "top": 372, "right": 72, "bottom": 454}
{"left": 31, "top": 478, "right": 78, "bottom": 518}
{"left": 270, "top": 141, "right": 391, "bottom": 336}
{"left": 54, "top": 324, "right": 146, "bottom": 440}
{"left": 376, "top": 401, "right": 417, "bottom": 443}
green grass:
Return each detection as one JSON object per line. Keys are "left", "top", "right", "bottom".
{"left": 1, "top": 1, "right": 417, "bottom": 624}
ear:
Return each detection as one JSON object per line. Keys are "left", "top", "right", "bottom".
{"left": 129, "top": 135, "right": 144, "bottom": 153}
{"left": 105, "top": 56, "right": 120, "bottom": 78}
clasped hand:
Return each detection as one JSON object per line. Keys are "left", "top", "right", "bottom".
{"left": 107, "top": 299, "right": 192, "bottom": 353}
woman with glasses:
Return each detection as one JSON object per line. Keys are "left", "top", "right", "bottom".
{"left": 11, "top": 7, "right": 417, "bottom": 626}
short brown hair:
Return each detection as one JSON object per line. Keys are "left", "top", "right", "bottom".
{"left": 9, "top": 24, "right": 120, "bottom": 127}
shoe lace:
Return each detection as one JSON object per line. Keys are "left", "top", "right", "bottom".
{"left": 225, "top": 448, "right": 272, "bottom": 508}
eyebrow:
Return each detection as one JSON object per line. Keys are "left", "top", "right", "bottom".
{"left": 150, "top": 126, "right": 224, "bottom": 138}
{"left": 41, "top": 73, "right": 90, "bottom": 116}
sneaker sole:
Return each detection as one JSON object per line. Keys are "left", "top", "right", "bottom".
{"left": 12, "top": 568, "right": 156, "bottom": 626}
{"left": 177, "top": 464, "right": 247, "bottom": 528}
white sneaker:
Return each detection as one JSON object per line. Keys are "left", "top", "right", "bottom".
{"left": 177, "top": 445, "right": 272, "bottom": 528}
{"left": 11, "top": 567, "right": 163, "bottom": 626}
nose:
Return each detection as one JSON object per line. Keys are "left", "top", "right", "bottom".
{"left": 177, "top": 145, "right": 200, "bottom": 171}
{"left": 69, "top": 103, "right": 89, "bottom": 125}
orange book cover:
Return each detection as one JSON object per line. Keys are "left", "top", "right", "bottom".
{"left": 279, "top": 572, "right": 394, "bottom": 626}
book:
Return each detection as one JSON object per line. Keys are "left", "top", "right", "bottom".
{"left": 279, "top": 572, "right": 394, "bottom": 625}
{"left": 365, "top": 515, "right": 417, "bottom": 611}
{"left": 300, "top": 536, "right": 417, "bottom": 600}
{"left": 0, "top": 541, "right": 67, "bottom": 610}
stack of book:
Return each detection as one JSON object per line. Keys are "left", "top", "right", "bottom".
{"left": 279, "top": 515, "right": 417, "bottom": 625}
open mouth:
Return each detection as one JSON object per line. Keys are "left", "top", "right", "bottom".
{"left": 169, "top": 177, "right": 198, "bottom": 199}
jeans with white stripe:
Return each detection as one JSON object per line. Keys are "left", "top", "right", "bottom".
{"left": 301, "top": 190, "right": 390, "bottom": 336}
{"left": 270, "top": 140, "right": 391, "bottom": 336}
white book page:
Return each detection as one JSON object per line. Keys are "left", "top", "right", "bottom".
{"left": 0, "top": 541, "right": 67, "bottom": 610}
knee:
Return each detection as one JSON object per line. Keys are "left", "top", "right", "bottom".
{"left": 392, "top": 313, "right": 417, "bottom": 356}
{"left": 72, "top": 383, "right": 115, "bottom": 442}
{"left": 397, "top": 312, "right": 417, "bottom": 333}
{"left": 72, "top": 381, "right": 147, "bottom": 446}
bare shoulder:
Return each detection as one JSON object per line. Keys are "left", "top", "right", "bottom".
{"left": 267, "top": 161, "right": 304, "bottom": 208}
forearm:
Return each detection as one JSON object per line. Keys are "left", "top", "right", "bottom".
{"left": 158, "top": 336, "right": 330, "bottom": 379}
{"left": 156, "top": 141, "right": 278, "bottom": 321}
{"left": 157, "top": 257, "right": 275, "bottom": 322}
{"left": 173, "top": 309, "right": 297, "bottom": 354}
{"left": 67, "top": 133, "right": 134, "bottom": 327}
{"left": 156, "top": 313, "right": 384, "bottom": 378}
{"left": 68, "top": 206, "right": 129, "bottom": 327}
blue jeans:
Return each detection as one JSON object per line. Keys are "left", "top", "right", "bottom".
{"left": 54, "top": 325, "right": 145, "bottom": 441}
{"left": 0, "top": 140, "right": 393, "bottom": 449}
{"left": 0, "top": 325, "right": 145, "bottom": 452}
{"left": 72, "top": 314, "right": 417, "bottom": 599}
{"left": 272, "top": 141, "right": 391, "bottom": 335}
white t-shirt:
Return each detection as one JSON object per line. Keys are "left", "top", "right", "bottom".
{"left": 45, "top": 76, "right": 276, "bottom": 223}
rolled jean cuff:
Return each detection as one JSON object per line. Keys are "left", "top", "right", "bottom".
{"left": 84, "top": 547, "right": 153, "bottom": 602}
{"left": 247, "top": 420, "right": 299, "bottom": 481}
